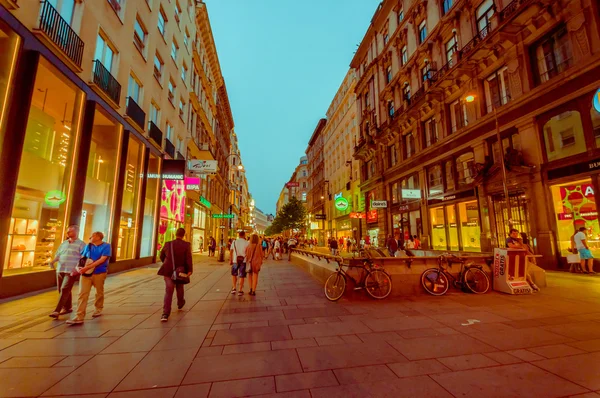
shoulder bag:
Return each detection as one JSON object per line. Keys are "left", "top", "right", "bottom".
{"left": 77, "top": 243, "right": 95, "bottom": 277}
{"left": 234, "top": 241, "right": 244, "bottom": 265}
{"left": 171, "top": 241, "right": 190, "bottom": 284}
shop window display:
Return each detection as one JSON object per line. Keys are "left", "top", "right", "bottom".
{"left": 140, "top": 154, "right": 161, "bottom": 257}
{"left": 551, "top": 179, "right": 600, "bottom": 257}
{"left": 458, "top": 200, "right": 481, "bottom": 252}
{"left": 543, "top": 110, "right": 586, "bottom": 162}
{"left": 80, "top": 109, "right": 121, "bottom": 242}
{"left": 430, "top": 207, "right": 447, "bottom": 250}
{"left": 446, "top": 204, "right": 459, "bottom": 251}
{"left": 116, "top": 137, "right": 145, "bottom": 260}
{"left": 4, "top": 58, "right": 84, "bottom": 274}
{"left": 157, "top": 179, "right": 186, "bottom": 251}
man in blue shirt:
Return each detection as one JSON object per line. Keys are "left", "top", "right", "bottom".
{"left": 67, "top": 231, "right": 111, "bottom": 325}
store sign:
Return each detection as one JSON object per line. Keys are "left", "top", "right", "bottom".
{"left": 594, "top": 88, "right": 600, "bottom": 113}
{"left": 44, "top": 190, "right": 66, "bottom": 207}
{"left": 334, "top": 197, "right": 349, "bottom": 211}
{"left": 199, "top": 196, "right": 211, "bottom": 209}
{"left": 212, "top": 214, "right": 234, "bottom": 219}
{"left": 350, "top": 212, "right": 366, "bottom": 219}
{"left": 366, "top": 209, "right": 378, "bottom": 223}
{"left": 371, "top": 200, "right": 388, "bottom": 208}
{"left": 428, "top": 189, "right": 476, "bottom": 205}
{"left": 315, "top": 214, "right": 326, "bottom": 220}
{"left": 286, "top": 182, "right": 300, "bottom": 187}
{"left": 334, "top": 192, "right": 343, "bottom": 199}
{"left": 161, "top": 160, "right": 186, "bottom": 180}
{"left": 402, "top": 189, "right": 421, "bottom": 199}
{"left": 338, "top": 220, "right": 352, "bottom": 230}
{"left": 310, "top": 222, "right": 320, "bottom": 230}
{"left": 188, "top": 160, "right": 218, "bottom": 174}
{"left": 548, "top": 157, "right": 600, "bottom": 180}
{"left": 185, "top": 176, "right": 200, "bottom": 191}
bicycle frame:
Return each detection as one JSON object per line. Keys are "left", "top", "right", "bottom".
{"left": 438, "top": 257, "right": 468, "bottom": 287}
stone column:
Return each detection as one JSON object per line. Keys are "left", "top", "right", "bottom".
{"left": 473, "top": 142, "right": 493, "bottom": 252}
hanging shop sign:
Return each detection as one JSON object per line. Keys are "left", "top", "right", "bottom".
{"left": 44, "top": 190, "right": 66, "bottom": 207}
{"left": 366, "top": 209, "right": 378, "bottom": 223}
{"left": 188, "top": 160, "right": 218, "bottom": 174}
{"left": 349, "top": 212, "right": 366, "bottom": 219}
{"left": 199, "top": 196, "right": 211, "bottom": 209}
{"left": 547, "top": 157, "right": 600, "bottom": 180}
{"left": 427, "top": 189, "right": 476, "bottom": 205}
{"left": 371, "top": 200, "right": 388, "bottom": 208}
{"left": 334, "top": 196, "right": 349, "bottom": 211}
{"left": 402, "top": 189, "right": 421, "bottom": 199}
{"left": 286, "top": 182, "right": 300, "bottom": 187}
{"left": 315, "top": 214, "right": 326, "bottom": 220}
{"left": 185, "top": 176, "right": 200, "bottom": 191}
{"left": 160, "top": 159, "right": 186, "bottom": 180}
{"left": 594, "top": 88, "right": 600, "bottom": 113}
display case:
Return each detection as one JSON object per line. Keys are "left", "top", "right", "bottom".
{"left": 4, "top": 217, "right": 57, "bottom": 272}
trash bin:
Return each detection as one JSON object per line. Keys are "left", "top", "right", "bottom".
{"left": 218, "top": 247, "right": 225, "bottom": 262}
{"left": 492, "top": 248, "right": 532, "bottom": 294}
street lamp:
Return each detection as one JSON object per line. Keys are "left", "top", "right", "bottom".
{"left": 464, "top": 92, "right": 512, "bottom": 227}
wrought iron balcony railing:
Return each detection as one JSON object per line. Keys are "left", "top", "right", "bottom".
{"left": 148, "top": 121, "right": 163, "bottom": 147}
{"left": 126, "top": 97, "right": 145, "bottom": 130}
{"left": 165, "top": 138, "right": 176, "bottom": 158}
{"left": 92, "top": 60, "right": 121, "bottom": 104}
{"left": 39, "top": 1, "right": 84, "bottom": 67}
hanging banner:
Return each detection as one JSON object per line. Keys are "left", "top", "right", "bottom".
{"left": 188, "top": 160, "right": 218, "bottom": 174}
{"left": 185, "top": 176, "right": 200, "bottom": 190}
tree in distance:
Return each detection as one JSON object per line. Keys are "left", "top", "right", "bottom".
{"left": 267, "top": 197, "right": 307, "bottom": 236}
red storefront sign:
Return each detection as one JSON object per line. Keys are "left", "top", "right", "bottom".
{"left": 366, "top": 210, "right": 378, "bottom": 223}
{"left": 350, "top": 212, "right": 366, "bottom": 219}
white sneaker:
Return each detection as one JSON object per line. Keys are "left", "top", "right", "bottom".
{"left": 92, "top": 311, "right": 102, "bottom": 318}
{"left": 66, "top": 318, "right": 84, "bottom": 325}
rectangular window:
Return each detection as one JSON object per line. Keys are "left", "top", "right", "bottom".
{"left": 430, "top": 207, "right": 447, "bottom": 250}
{"left": 154, "top": 54, "right": 164, "bottom": 83}
{"left": 128, "top": 73, "right": 142, "bottom": 102}
{"left": 166, "top": 121, "right": 173, "bottom": 141}
{"left": 456, "top": 151, "right": 475, "bottom": 186}
{"left": 181, "top": 63, "right": 188, "bottom": 84}
{"left": 383, "top": 33, "right": 389, "bottom": 45}
{"left": 458, "top": 200, "right": 481, "bottom": 252}
{"left": 423, "top": 118, "right": 438, "bottom": 148}
{"left": 403, "top": 85, "right": 411, "bottom": 102}
{"left": 421, "top": 64, "right": 430, "bottom": 82}
{"left": 168, "top": 79, "right": 176, "bottom": 104}
{"left": 133, "top": 16, "right": 147, "bottom": 53}
{"left": 184, "top": 28, "right": 190, "bottom": 48}
{"left": 476, "top": 0, "right": 494, "bottom": 37}
{"left": 445, "top": 36, "right": 457, "bottom": 67}
{"left": 94, "top": 33, "right": 115, "bottom": 72}
{"left": 401, "top": 46, "right": 408, "bottom": 65}
{"left": 158, "top": 7, "right": 167, "bottom": 36}
{"left": 398, "top": 8, "right": 404, "bottom": 23}
{"left": 443, "top": 0, "right": 453, "bottom": 14}
{"left": 388, "top": 101, "right": 395, "bottom": 117}
{"left": 171, "top": 40, "right": 179, "bottom": 62}
{"left": 174, "top": 1, "right": 182, "bottom": 25}
{"left": 428, "top": 164, "right": 443, "bottom": 196}
{"left": 450, "top": 100, "right": 468, "bottom": 132}
{"left": 446, "top": 204, "right": 459, "bottom": 251}
{"left": 533, "top": 26, "right": 573, "bottom": 84}
{"left": 386, "top": 66, "right": 392, "bottom": 83}
{"left": 140, "top": 154, "right": 160, "bottom": 257}
{"left": 179, "top": 98, "right": 185, "bottom": 119}
{"left": 404, "top": 133, "right": 415, "bottom": 159}
{"left": 149, "top": 101, "right": 160, "bottom": 128}
{"left": 117, "top": 137, "right": 144, "bottom": 260}
{"left": 485, "top": 66, "right": 511, "bottom": 113}
{"left": 419, "top": 20, "right": 427, "bottom": 44}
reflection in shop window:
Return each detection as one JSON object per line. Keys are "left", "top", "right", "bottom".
{"left": 445, "top": 161, "right": 455, "bottom": 191}
{"left": 543, "top": 110, "right": 586, "bottom": 162}
{"left": 80, "top": 108, "right": 122, "bottom": 242}
{"left": 430, "top": 207, "right": 447, "bottom": 250}
{"left": 551, "top": 179, "right": 600, "bottom": 258}
{"left": 5, "top": 58, "right": 84, "bottom": 274}
{"left": 0, "top": 21, "right": 20, "bottom": 144}
{"left": 428, "top": 165, "right": 443, "bottom": 196}
{"left": 446, "top": 204, "right": 459, "bottom": 251}
{"left": 140, "top": 154, "right": 160, "bottom": 257}
{"left": 117, "top": 137, "right": 145, "bottom": 260}
{"left": 457, "top": 152, "right": 475, "bottom": 186}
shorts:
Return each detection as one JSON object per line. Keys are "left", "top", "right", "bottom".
{"left": 231, "top": 262, "right": 247, "bottom": 278}
{"left": 579, "top": 248, "right": 594, "bottom": 260}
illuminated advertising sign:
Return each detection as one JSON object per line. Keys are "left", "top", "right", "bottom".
{"left": 185, "top": 176, "right": 200, "bottom": 191}
{"left": 334, "top": 196, "right": 349, "bottom": 211}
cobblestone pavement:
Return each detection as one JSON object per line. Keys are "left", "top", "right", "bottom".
{"left": 0, "top": 253, "right": 599, "bottom": 397}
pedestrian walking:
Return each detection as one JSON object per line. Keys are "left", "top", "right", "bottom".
{"left": 230, "top": 231, "right": 250, "bottom": 295}
{"left": 573, "top": 227, "right": 596, "bottom": 274}
{"left": 199, "top": 236, "right": 204, "bottom": 253}
{"left": 330, "top": 237, "right": 338, "bottom": 256}
{"left": 66, "top": 231, "right": 111, "bottom": 325}
{"left": 246, "top": 234, "right": 264, "bottom": 296}
{"left": 287, "top": 236, "right": 297, "bottom": 261}
{"left": 208, "top": 236, "right": 216, "bottom": 256}
{"left": 346, "top": 238, "right": 352, "bottom": 253}
{"left": 49, "top": 225, "right": 86, "bottom": 319}
{"left": 262, "top": 237, "right": 269, "bottom": 259}
{"left": 157, "top": 228, "right": 193, "bottom": 322}
{"left": 386, "top": 234, "right": 398, "bottom": 257}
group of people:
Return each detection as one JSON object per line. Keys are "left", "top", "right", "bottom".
{"left": 386, "top": 234, "right": 421, "bottom": 256}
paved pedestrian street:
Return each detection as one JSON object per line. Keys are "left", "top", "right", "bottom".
{"left": 0, "top": 255, "right": 599, "bottom": 398}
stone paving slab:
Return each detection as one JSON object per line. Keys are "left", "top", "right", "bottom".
{"left": 0, "top": 254, "right": 599, "bottom": 397}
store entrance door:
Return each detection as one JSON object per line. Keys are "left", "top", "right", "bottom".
{"left": 492, "top": 193, "right": 531, "bottom": 247}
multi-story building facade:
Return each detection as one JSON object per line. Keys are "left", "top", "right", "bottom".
{"left": 306, "top": 118, "right": 327, "bottom": 244}
{"left": 254, "top": 207, "right": 270, "bottom": 235}
{"left": 352, "top": 0, "right": 600, "bottom": 269}
{"left": 296, "top": 156, "right": 309, "bottom": 203}
{"left": 0, "top": 0, "right": 235, "bottom": 297}
{"left": 323, "top": 70, "right": 363, "bottom": 242}
{"left": 276, "top": 185, "right": 289, "bottom": 215}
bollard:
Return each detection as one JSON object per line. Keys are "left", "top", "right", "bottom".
{"left": 218, "top": 247, "right": 225, "bottom": 262}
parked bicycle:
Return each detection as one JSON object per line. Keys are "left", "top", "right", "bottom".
{"left": 421, "top": 253, "right": 490, "bottom": 296}
{"left": 324, "top": 255, "right": 392, "bottom": 301}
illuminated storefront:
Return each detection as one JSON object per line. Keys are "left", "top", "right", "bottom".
{"left": 158, "top": 179, "right": 186, "bottom": 252}
{"left": 428, "top": 190, "right": 481, "bottom": 252}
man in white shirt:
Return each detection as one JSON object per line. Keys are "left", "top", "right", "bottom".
{"left": 574, "top": 227, "right": 596, "bottom": 274}
{"left": 230, "top": 231, "right": 250, "bottom": 296}
{"left": 287, "top": 237, "right": 297, "bottom": 261}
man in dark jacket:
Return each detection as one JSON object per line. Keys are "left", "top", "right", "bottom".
{"left": 158, "top": 228, "right": 193, "bottom": 322}
{"left": 386, "top": 234, "right": 399, "bottom": 256}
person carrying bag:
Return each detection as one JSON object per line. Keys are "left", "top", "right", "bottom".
{"left": 158, "top": 228, "right": 193, "bottom": 322}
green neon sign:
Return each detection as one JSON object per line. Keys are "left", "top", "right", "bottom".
{"left": 334, "top": 197, "right": 349, "bottom": 211}
{"left": 212, "top": 214, "right": 234, "bottom": 219}
{"left": 44, "top": 190, "right": 66, "bottom": 207}
{"left": 200, "top": 196, "right": 211, "bottom": 209}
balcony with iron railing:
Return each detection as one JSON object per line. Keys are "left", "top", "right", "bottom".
{"left": 37, "top": 1, "right": 85, "bottom": 69}
{"left": 148, "top": 121, "right": 163, "bottom": 147}
{"left": 92, "top": 60, "right": 121, "bottom": 105}
{"left": 165, "top": 138, "right": 176, "bottom": 158}
{"left": 125, "top": 97, "right": 145, "bottom": 131}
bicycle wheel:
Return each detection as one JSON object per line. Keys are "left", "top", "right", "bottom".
{"left": 324, "top": 272, "right": 346, "bottom": 301}
{"left": 463, "top": 267, "right": 490, "bottom": 294}
{"left": 421, "top": 268, "right": 449, "bottom": 296}
{"left": 365, "top": 269, "right": 392, "bottom": 299}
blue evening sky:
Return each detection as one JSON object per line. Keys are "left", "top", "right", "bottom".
{"left": 205, "top": 0, "right": 381, "bottom": 214}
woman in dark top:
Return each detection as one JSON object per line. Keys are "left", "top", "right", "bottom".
{"left": 158, "top": 228, "right": 193, "bottom": 322}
